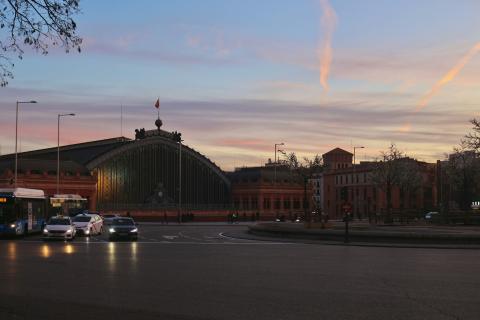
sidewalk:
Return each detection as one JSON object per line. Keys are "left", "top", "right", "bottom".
{"left": 248, "top": 222, "right": 480, "bottom": 247}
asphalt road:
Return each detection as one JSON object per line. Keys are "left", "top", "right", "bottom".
{"left": 0, "top": 223, "right": 479, "bottom": 320}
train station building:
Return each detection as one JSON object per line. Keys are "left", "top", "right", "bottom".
{"left": 0, "top": 126, "right": 231, "bottom": 217}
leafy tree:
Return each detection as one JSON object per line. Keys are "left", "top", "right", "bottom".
{"left": 0, "top": 0, "right": 82, "bottom": 86}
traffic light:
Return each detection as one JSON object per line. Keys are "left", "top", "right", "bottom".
{"left": 340, "top": 187, "right": 348, "bottom": 201}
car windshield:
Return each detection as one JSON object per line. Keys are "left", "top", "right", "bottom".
{"left": 103, "top": 215, "right": 116, "bottom": 218}
{"left": 73, "top": 216, "right": 91, "bottom": 222}
{"left": 48, "top": 218, "right": 70, "bottom": 225}
{"left": 112, "top": 218, "right": 134, "bottom": 225}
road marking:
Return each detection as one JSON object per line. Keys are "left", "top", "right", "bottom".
{"left": 218, "top": 232, "right": 258, "bottom": 242}
{"left": 163, "top": 235, "right": 178, "bottom": 240}
{"left": 178, "top": 232, "right": 204, "bottom": 241}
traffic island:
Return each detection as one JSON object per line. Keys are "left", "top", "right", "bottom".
{"left": 248, "top": 222, "right": 480, "bottom": 246}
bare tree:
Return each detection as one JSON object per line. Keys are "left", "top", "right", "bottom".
{"left": 0, "top": 0, "right": 82, "bottom": 86}
{"left": 397, "top": 158, "right": 423, "bottom": 220}
{"left": 283, "top": 152, "right": 324, "bottom": 223}
{"left": 445, "top": 143, "right": 479, "bottom": 211}
{"left": 370, "top": 143, "right": 405, "bottom": 221}
{"left": 464, "top": 118, "right": 480, "bottom": 153}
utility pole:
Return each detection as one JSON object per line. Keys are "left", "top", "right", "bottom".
{"left": 14, "top": 100, "right": 37, "bottom": 188}
{"left": 57, "top": 113, "right": 75, "bottom": 195}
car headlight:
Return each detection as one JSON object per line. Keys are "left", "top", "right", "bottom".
{"left": 130, "top": 228, "right": 138, "bottom": 233}
{"left": 85, "top": 229, "right": 90, "bottom": 234}
{"left": 109, "top": 228, "right": 115, "bottom": 233}
{"left": 43, "top": 228, "right": 48, "bottom": 233}
{"left": 10, "top": 223, "right": 16, "bottom": 228}
{"left": 66, "top": 229, "right": 72, "bottom": 234}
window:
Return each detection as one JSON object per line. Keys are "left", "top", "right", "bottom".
{"left": 251, "top": 197, "right": 258, "bottom": 210}
{"left": 263, "top": 198, "right": 271, "bottom": 210}
{"left": 293, "top": 198, "right": 300, "bottom": 209}
{"left": 283, "top": 198, "right": 291, "bottom": 210}
{"left": 274, "top": 198, "right": 281, "bottom": 210}
{"left": 242, "top": 198, "right": 249, "bottom": 210}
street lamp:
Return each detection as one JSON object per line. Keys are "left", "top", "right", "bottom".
{"left": 14, "top": 100, "right": 37, "bottom": 188}
{"left": 353, "top": 146, "right": 365, "bottom": 219}
{"left": 179, "top": 136, "right": 183, "bottom": 223}
{"left": 57, "top": 113, "right": 75, "bottom": 194}
{"left": 274, "top": 142, "right": 284, "bottom": 184}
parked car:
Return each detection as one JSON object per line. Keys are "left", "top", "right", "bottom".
{"left": 73, "top": 213, "right": 103, "bottom": 236}
{"left": 425, "top": 211, "right": 439, "bottom": 222}
{"left": 101, "top": 213, "right": 120, "bottom": 225}
{"left": 108, "top": 217, "right": 138, "bottom": 241}
{"left": 43, "top": 216, "right": 76, "bottom": 241}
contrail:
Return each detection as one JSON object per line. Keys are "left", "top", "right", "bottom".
{"left": 318, "top": 0, "right": 337, "bottom": 91}
{"left": 415, "top": 42, "right": 480, "bottom": 113}
{"left": 401, "top": 42, "right": 480, "bottom": 132}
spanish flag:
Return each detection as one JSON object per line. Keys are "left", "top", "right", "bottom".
{"left": 155, "top": 98, "right": 160, "bottom": 109}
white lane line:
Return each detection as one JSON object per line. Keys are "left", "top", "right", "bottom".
{"left": 218, "top": 232, "right": 260, "bottom": 242}
{"left": 162, "top": 235, "right": 178, "bottom": 240}
{"left": 5, "top": 240, "right": 294, "bottom": 245}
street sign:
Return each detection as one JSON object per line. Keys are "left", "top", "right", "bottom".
{"left": 342, "top": 203, "right": 352, "bottom": 213}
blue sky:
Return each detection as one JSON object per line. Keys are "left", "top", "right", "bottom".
{"left": 1, "top": 0, "right": 480, "bottom": 169}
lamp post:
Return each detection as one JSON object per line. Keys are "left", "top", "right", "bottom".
{"left": 274, "top": 142, "right": 284, "bottom": 184}
{"left": 57, "top": 113, "right": 75, "bottom": 194}
{"left": 14, "top": 100, "right": 37, "bottom": 188}
{"left": 179, "top": 137, "right": 183, "bottom": 223}
{"left": 353, "top": 146, "right": 364, "bottom": 219}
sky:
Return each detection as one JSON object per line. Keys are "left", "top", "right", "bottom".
{"left": 1, "top": 0, "right": 480, "bottom": 170}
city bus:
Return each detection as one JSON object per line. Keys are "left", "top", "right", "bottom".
{"left": 0, "top": 188, "right": 48, "bottom": 236}
{"left": 49, "top": 194, "right": 88, "bottom": 217}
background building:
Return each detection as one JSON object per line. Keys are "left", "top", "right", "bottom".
{"left": 322, "top": 148, "right": 437, "bottom": 220}
{"left": 228, "top": 164, "right": 312, "bottom": 220}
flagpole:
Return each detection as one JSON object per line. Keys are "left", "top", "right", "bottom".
{"left": 120, "top": 104, "right": 123, "bottom": 137}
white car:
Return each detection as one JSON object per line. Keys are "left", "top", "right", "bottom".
{"left": 43, "top": 216, "right": 76, "bottom": 241}
{"left": 73, "top": 213, "right": 103, "bottom": 236}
